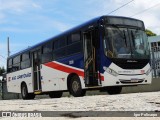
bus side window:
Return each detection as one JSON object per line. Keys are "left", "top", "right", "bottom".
{"left": 12, "top": 55, "right": 21, "bottom": 71}
{"left": 66, "top": 32, "right": 82, "bottom": 55}
{"left": 7, "top": 58, "right": 13, "bottom": 73}
{"left": 68, "top": 32, "right": 81, "bottom": 45}
{"left": 21, "top": 52, "right": 31, "bottom": 69}
{"left": 41, "top": 42, "right": 53, "bottom": 63}
{"left": 53, "top": 38, "right": 67, "bottom": 59}
{"left": 42, "top": 42, "right": 52, "bottom": 54}
{"left": 59, "top": 37, "right": 67, "bottom": 48}
{"left": 54, "top": 40, "right": 59, "bottom": 50}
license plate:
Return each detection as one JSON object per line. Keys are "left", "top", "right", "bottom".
{"left": 131, "top": 79, "right": 139, "bottom": 82}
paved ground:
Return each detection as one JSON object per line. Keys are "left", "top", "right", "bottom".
{"left": 0, "top": 91, "right": 160, "bottom": 119}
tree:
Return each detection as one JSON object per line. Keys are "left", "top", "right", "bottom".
{"left": 0, "top": 67, "right": 5, "bottom": 76}
{"left": 145, "top": 29, "right": 157, "bottom": 37}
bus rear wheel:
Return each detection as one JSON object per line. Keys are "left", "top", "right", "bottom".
{"left": 21, "top": 83, "right": 35, "bottom": 100}
{"left": 49, "top": 91, "right": 63, "bottom": 98}
{"left": 69, "top": 75, "right": 86, "bottom": 97}
{"left": 107, "top": 86, "right": 122, "bottom": 95}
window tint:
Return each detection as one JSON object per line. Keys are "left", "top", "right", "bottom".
{"left": 22, "top": 52, "right": 30, "bottom": 61}
{"left": 59, "top": 38, "right": 67, "bottom": 48}
{"left": 12, "top": 63, "right": 20, "bottom": 71}
{"left": 43, "top": 43, "right": 52, "bottom": 54}
{"left": 53, "top": 40, "right": 82, "bottom": 60}
{"left": 7, "top": 66, "right": 12, "bottom": 73}
{"left": 21, "top": 60, "right": 30, "bottom": 69}
{"left": 54, "top": 47, "right": 66, "bottom": 59}
{"left": 67, "top": 42, "right": 82, "bottom": 55}
{"left": 54, "top": 37, "right": 67, "bottom": 50}
{"left": 68, "top": 32, "right": 81, "bottom": 44}
{"left": 8, "top": 59, "right": 12, "bottom": 66}
{"left": 13, "top": 55, "right": 21, "bottom": 64}
{"left": 54, "top": 40, "right": 59, "bottom": 50}
{"left": 41, "top": 53, "right": 52, "bottom": 63}
{"left": 72, "top": 33, "right": 80, "bottom": 42}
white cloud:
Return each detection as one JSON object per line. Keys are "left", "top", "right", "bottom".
{"left": 0, "top": 0, "right": 70, "bottom": 33}
{"left": 31, "top": 3, "right": 42, "bottom": 9}
{"left": 0, "top": 0, "right": 41, "bottom": 13}
{"left": 49, "top": 20, "right": 72, "bottom": 32}
{"left": 0, "top": 0, "right": 42, "bottom": 26}
{"left": 26, "top": 15, "right": 72, "bottom": 32}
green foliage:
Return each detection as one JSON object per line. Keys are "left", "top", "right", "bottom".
{"left": 0, "top": 67, "right": 5, "bottom": 76}
{"left": 145, "top": 29, "right": 157, "bottom": 37}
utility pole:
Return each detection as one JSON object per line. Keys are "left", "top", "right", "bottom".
{"left": 7, "top": 37, "right": 10, "bottom": 57}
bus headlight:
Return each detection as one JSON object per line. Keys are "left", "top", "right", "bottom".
{"left": 103, "top": 67, "right": 118, "bottom": 77}
{"left": 146, "top": 68, "right": 152, "bottom": 75}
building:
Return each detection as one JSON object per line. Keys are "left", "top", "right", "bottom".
{"left": 148, "top": 35, "right": 160, "bottom": 77}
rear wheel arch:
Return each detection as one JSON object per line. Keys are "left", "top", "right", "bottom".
{"left": 21, "top": 81, "right": 35, "bottom": 100}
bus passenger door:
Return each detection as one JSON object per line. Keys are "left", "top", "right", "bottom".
{"left": 83, "top": 30, "right": 100, "bottom": 87}
{"left": 32, "top": 49, "right": 42, "bottom": 93}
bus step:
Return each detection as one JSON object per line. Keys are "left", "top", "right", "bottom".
{"left": 34, "top": 90, "right": 42, "bottom": 94}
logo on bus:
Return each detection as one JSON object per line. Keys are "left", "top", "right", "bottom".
{"left": 10, "top": 73, "right": 32, "bottom": 81}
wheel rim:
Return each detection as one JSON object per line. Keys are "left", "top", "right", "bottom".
{"left": 72, "top": 81, "right": 79, "bottom": 93}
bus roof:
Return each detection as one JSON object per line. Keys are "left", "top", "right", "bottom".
{"left": 8, "top": 15, "right": 143, "bottom": 59}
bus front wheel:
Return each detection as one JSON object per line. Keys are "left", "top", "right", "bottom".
{"left": 49, "top": 91, "right": 63, "bottom": 98}
{"left": 21, "top": 83, "right": 35, "bottom": 100}
{"left": 69, "top": 75, "right": 86, "bottom": 97}
{"left": 107, "top": 86, "right": 122, "bottom": 95}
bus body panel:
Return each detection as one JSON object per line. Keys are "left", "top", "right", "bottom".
{"left": 7, "top": 68, "right": 33, "bottom": 93}
{"left": 41, "top": 61, "right": 86, "bottom": 92}
{"left": 41, "top": 64, "right": 62, "bottom": 92}
{"left": 101, "top": 63, "right": 152, "bottom": 86}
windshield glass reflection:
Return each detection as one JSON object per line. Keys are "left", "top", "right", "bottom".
{"left": 104, "top": 26, "right": 149, "bottom": 59}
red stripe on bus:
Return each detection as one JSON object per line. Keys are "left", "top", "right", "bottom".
{"left": 44, "top": 62, "right": 84, "bottom": 77}
{"left": 44, "top": 62, "right": 104, "bottom": 81}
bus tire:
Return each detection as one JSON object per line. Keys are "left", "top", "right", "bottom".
{"left": 21, "top": 83, "right": 35, "bottom": 100}
{"left": 107, "top": 86, "right": 122, "bottom": 95}
{"left": 69, "top": 75, "right": 86, "bottom": 97}
{"left": 49, "top": 91, "right": 63, "bottom": 98}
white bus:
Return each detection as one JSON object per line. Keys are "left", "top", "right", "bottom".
{"left": 7, "top": 16, "right": 152, "bottom": 99}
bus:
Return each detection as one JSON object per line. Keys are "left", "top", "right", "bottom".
{"left": 6, "top": 16, "right": 152, "bottom": 99}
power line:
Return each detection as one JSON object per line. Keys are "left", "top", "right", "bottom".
{"left": 107, "top": 0, "right": 134, "bottom": 15}
{"left": 0, "top": 55, "right": 7, "bottom": 60}
{"left": 130, "top": 2, "right": 160, "bottom": 17}
{"left": 0, "top": 56, "right": 6, "bottom": 65}
{"left": 0, "top": 59, "right": 6, "bottom": 63}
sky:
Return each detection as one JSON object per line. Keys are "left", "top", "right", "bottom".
{"left": 0, "top": 0, "right": 160, "bottom": 67}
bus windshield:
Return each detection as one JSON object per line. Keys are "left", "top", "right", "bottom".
{"left": 104, "top": 25, "right": 150, "bottom": 59}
